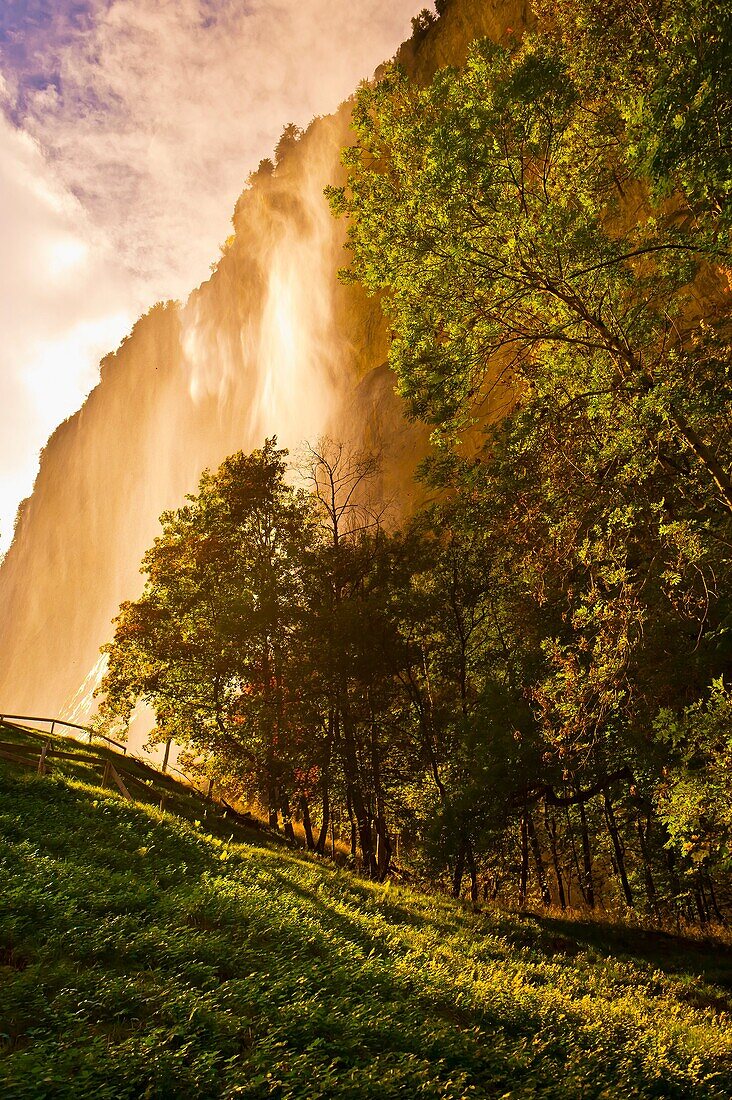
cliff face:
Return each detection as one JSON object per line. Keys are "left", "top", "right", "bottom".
{"left": 0, "top": 0, "right": 528, "bottom": 721}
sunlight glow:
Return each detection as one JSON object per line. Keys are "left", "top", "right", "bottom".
{"left": 0, "top": 310, "right": 132, "bottom": 552}
{"left": 21, "top": 312, "right": 131, "bottom": 415}
{"left": 46, "top": 236, "right": 89, "bottom": 277}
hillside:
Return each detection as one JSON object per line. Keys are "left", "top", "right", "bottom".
{"left": 1, "top": 756, "right": 731, "bottom": 1099}
{"left": 1, "top": 2, "right": 730, "bottom": 1088}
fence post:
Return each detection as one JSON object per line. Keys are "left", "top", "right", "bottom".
{"left": 108, "top": 763, "right": 133, "bottom": 801}
{"left": 37, "top": 742, "right": 50, "bottom": 776}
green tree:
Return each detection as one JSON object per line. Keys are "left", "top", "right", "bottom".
{"left": 298, "top": 438, "right": 404, "bottom": 878}
{"left": 99, "top": 440, "right": 316, "bottom": 831}
{"left": 327, "top": 19, "right": 732, "bottom": 916}
{"left": 330, "top": 38, "right": 732, "bottom": 509}
{"left": 655, "top": 679, "right": 732, "bottom": 919}
{"left": 535, "top": 0, "right": 732, "bottom": 221}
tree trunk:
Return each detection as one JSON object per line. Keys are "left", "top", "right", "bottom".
{"left": 466, "top": 839, "right": 479, "bottom": 905}
{"left": 266, "top": 755, "right": 279, "bottom": 830}
{"left": 370, "top": 695, "right": 392, "bottom": 880}
{"left": 694, "top": 882, "right": 709, "bottom": 925}
{"left": 483, "top": 875, "right": 499, "bottom": 902}
{"left": 603, "top": 791, "right": 633, "bottom": 908}
{"left": 315, "top": 797, "right": 330, "bottom": 854}
{"left": 527, "top": 810, "right": 551, "bottom": 908}
{"left": 452, "top": 843, "right": 465, "bottom": 899}
{"left": 340, "top": 693, "right": 377, "bottom": 876}
{"left": 281, "top": 795, "right": 295, "bottom": 842}
{"left": 636, "top": 817, "right": 659, "bottom": 919}
{"left": 705, "top": 872, "right": 724, "bottom": 924}
{"left": 345, "top": 792, "right": 358, "bottom": 862}
{"left": 578, "top": 801, "right": 595, "bottom": 909}
{"left": 566, "top": 805, "right": 587, "bottom": 906}
{"left": 519, "top": 812, "right": 529, "bottom": 909}
{"left": 315, "top": 716, "right": 334, "bottom": 855}
{"left": 356, "top": 811, "right": 376, "bottom": 875}
{"left": 300, "top": 795, "right": 315, "bottom": 850}
{"left": 665, "top": 844, "right": 684, "bottom": 921}
{"left": 375, "top": 816, "right": 392, "bottom": 881}
{"left": 544, "top": 803, "right": 566, "bottom": 909}
{"left": 669, "top": 408, "right": 732, "bottom": 516}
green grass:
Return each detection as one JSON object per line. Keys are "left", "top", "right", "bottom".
{"left": 1, "top": 765, "right": 731, "bottom": 1098}
{"left": 0, "top": 721, "right": 268, "bottom": 841}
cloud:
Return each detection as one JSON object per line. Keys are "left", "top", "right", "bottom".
{"left": 8, "top": 0, "right": 423, "bottom": 301}
{"left": 0, "top": 112, "right": 135, "bottom": 550}
{"left": 0, "top": 0, "right": 425, "bottom": 550}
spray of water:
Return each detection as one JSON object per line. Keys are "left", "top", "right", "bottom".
{"left": 0, "top": 108, "right": 368, "bottom": 748}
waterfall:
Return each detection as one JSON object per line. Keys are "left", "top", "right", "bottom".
{"left": 0, "top": 106, "right": 383, "bottom": 729}
{"left": 0, "top": 0, "right": 505, "bottom": 734}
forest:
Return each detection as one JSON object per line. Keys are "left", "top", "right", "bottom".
{"left": 99, "top": 0, "right": 732, "bottom": 925}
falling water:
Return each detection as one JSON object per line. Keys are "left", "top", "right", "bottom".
{"left": 0, "top": 105, "right": 386, "bottom": 741}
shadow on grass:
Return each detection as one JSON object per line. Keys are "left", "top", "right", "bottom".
{"left": 507, "top": 909, "right": 732, "bottom": 989}
{"left": 2, "top": 771, "right": 732, "bottom": 1099}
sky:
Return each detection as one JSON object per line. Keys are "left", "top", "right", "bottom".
{"left": 0, "top": 0, "right": 426, "bottom": 552}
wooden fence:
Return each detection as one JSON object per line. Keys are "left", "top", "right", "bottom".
{"left": 0, "top": 734, "right": 256, "bottom": 833}
{"left": 0, "top": 714, "right": 229, "bottom": 817}
{"left": 0, "top": 713, "right": 127, "bottom": 753}
{"left": 0, "top": 738, "right": 142, "bottom": 801}
{"left": 0, "top": 742, "right": 242, "bottom": 833}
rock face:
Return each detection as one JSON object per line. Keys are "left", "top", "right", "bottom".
{"left": 0, "top": 0, "right": 527, "bottom": 721}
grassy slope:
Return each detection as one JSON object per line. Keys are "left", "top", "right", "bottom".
{"left": 1, "top": 764, "right": 731, "bottom": 1099}
{"left": 0, "top": 723, "right": 220, "bottom": 821}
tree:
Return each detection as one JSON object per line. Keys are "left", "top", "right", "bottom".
{"left": 99, "top": 440, "right": 316, "bottom": 831}
{"left": 326, "top": 17, "right": 732, "bottom": 915}
{"left": 534, "top": 0, "right": 732, "bottom": 222}
{"left": 330, "top": 38, "right": 732, "bottom": 510}
{"left": 274, "top": 123, "right": 303, "bottom": 166}
{"left": 655, "top": 679, "right": 732, "bottom": 919}
{"left": 411, "top": 9, "right": 435, "bottom": 41}
{"left": 297, "top": 438, "right": 398, "bottom": 878}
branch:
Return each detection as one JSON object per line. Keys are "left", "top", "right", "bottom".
{"left": 521, "top": 766, "right": 633, "bottom": 808}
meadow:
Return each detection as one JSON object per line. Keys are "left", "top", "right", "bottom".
{"left": 1, "top": 755, "right": 731, "bottom": 1099}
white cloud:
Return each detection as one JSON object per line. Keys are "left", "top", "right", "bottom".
{"left": 18, "top": 0, "right": 422, "bottom": 301}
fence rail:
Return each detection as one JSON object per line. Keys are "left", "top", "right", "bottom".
{"left": 0, "top": 713, "right": 127, "bottom": 753}
{"left": 0, "top": 738, "right": 163, "bottom": 805}
{"left": 0, "top": 715, "right": 215, "bottom": 810}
